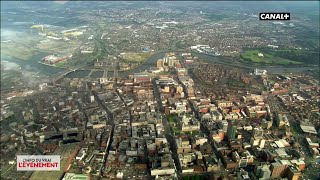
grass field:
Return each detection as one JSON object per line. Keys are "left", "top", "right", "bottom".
{"left": 167, "top": 114, "right": 178, "bottom": 123}
{"left": 120, "top": 52, "right": 154, "bottom": 63}
{"left": 240, "top": 49, "right": 302, "bottom": 65}
{"left": 167, "top": 114, "right": 181, "bottom": 135}
{"left": 54, "top": 61, "right": 67, "bottom": 68}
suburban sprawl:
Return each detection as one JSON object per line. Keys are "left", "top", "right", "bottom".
{"left": 1, "top": 1, "right": 319, "bottom": 180}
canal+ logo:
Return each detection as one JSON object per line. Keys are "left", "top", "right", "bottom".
{"left": 259, "top": 12, "right": 290, "bottom": 21}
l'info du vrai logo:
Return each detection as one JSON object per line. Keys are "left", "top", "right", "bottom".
{"left": 259, "top": 12, "right": 290, "bottom": 21}
{"left": 17, "top": 155, "right": 60, "bottom": 171}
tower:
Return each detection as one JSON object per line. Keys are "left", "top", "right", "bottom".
{"left": 113, "top": 62, "right": 118, "bottom": 80}
{"left": 99, "top": 68, "right": 108, "bottom": 84}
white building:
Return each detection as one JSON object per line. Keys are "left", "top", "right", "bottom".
{"left": 254, "top": 68, "right": 267, "bottom": 76}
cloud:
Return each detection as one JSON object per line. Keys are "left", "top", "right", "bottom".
{"left": 54, "top": 1, "right": 68, "bottom": 4}
{"left": 1, "top": 29, "right": 25, "bottom": 41}
{"left": 1, "top": 61, "right": 20, "bottom": 70}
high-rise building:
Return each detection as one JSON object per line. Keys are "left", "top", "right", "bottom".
{"left": 89, "top": 95, "right": 94, "bottom": 103}
{"left": 164, "top": 86, "right": 170, "bottom": 93}
{"left": 262, "top": 118, "right": 272, "bottom": 129}
{"left": 259, "top": 139, "right": 266, "bottom": 149}
{"left": 227, "top": 121, "right": 237, "bottom": 141}
{"left": 157, "top": 59, "right": 164, "bottom": 68}
{"left": 168, "top": 57, "right": 174, "bottom": 67}
{"left": 256, "top": 163, "right": 271, "bottom": 180}
{"left": 271, "top": 161, "right": 287, "bottom": 178}
{"left": 287, "top": 166, "right": 301, "bottom": 180}
{"left": 253, "top": 127, "right": 264, "bottom": 139}
{"left": 176, "top": 86, "right": 183, "bottom": 93}
{"left": 219, "top": 120, "right": 228, "bottom": 133}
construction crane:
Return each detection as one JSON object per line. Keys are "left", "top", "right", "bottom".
{"left": 30, "top": 24, "right": 44, "bottom": 33}
{"left": 46, "top": 31, "right": 55, "bottom": 36}
{"left": 63, "top": 31, "right": 83, "bottom": 38}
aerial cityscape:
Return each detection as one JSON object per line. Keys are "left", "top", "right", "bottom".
{"left": 0, "top": 1, "right": 319, "bottom": 180}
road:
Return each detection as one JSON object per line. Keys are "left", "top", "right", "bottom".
{"left": 92, "top": 90, "right": 115, "bottom": 179}
{"left": 1, "top": 162, "right": 16, "bottom": 177}
{"left": 152, "top": 79, "right": 181, "bottom": 179}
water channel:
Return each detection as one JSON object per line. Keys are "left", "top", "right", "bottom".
{"left": 2, "top": 50, "right": 317, "bottom": 80}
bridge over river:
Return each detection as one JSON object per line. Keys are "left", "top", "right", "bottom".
{"left": 49, "top": 64, "right": 89, "bottom": 83}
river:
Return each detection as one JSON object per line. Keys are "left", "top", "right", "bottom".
{"left": 192, "top": 52, "right": 318, "bottom": 74}
{"left": 64, "top": 50, "right": 170, "bottom": 78}
{"left": 2, "top": 50, "right": 317, "bottom": 80}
